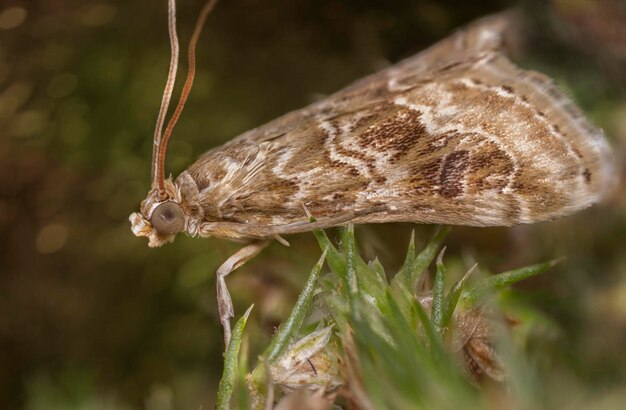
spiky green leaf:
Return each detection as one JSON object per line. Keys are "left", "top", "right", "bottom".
{"left": 464, "top": 260, "right": 558, "bottom": 304}
{"left": 431, "top": 248, "right": 446, "bottom": 337}
{"left": 266, "top": 250, "right": 326, "bottom": 363}
{"left": 217, "top": 305, "right": 253, "bottom": 410}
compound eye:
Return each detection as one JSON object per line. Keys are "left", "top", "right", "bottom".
{"left": 150, "top": 202, "right": 185, "bottom": 235}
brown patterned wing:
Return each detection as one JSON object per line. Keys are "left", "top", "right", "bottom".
{"left": 184, "top": 15, "right": 612, "bottom": 239}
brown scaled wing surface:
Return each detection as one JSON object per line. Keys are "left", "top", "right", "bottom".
{"left": 185, "top": 15, "right": 612, "bottom": 238}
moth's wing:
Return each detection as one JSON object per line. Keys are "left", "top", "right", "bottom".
{"left": 222, "top": 12, "right": 519, "bottom": 147}
{"left": 193, "top": 51, "right": 613, "bottom": 235}
{"left": 186, "top": 15, "right": 516, "bottom": 194}
{"left": 184, "top": 13, "right": 612, "bottom": 237}
{"left": 187, "top": 12, "right": 517, "bottom": 186}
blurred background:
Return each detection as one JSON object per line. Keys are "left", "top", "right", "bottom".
{"left": 1, "top": 0, "right": 624, "bottom": 408}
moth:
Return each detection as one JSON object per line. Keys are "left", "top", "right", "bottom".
{"left": 130, "top": 0, "right": 614, "bottom": 345}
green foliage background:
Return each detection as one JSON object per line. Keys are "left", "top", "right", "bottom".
{"left": 0, "top": 0, "right": 624, "bottom": 408}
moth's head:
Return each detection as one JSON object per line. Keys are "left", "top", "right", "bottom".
{"left": 129, "top": 179, "right": 186, "bottom": 247}
{"left": 130, "top": 0, "right": 215, "bottom": 246}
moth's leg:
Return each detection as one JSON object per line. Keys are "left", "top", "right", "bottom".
{"left": 216, "top": 240, "right": 269, "bottom": 347}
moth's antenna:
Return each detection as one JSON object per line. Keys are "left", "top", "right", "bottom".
{"left": 156, "top": 0, "right": 220, "bottom": 196}
{"left": 151, "top": 0, "right": 180, "bottom": 189}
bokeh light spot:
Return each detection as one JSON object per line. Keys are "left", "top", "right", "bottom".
{"left": 47, "top": 73, "right": 78, "bottom": 99}
{"left": 80, "top": 4, "right": 116, "bottom": 28}
{"left": 0, "top": 7, "right": 27, "bottom": 30}
{"left": 36, "top": 223, "right": 69, "bottom": 254}
{"left": 11, "top": 110, "right": 48, "bottom": 138}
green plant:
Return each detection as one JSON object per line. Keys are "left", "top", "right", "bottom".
{"left": 217, "top": 226, "right": 555, "bottom": 409}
